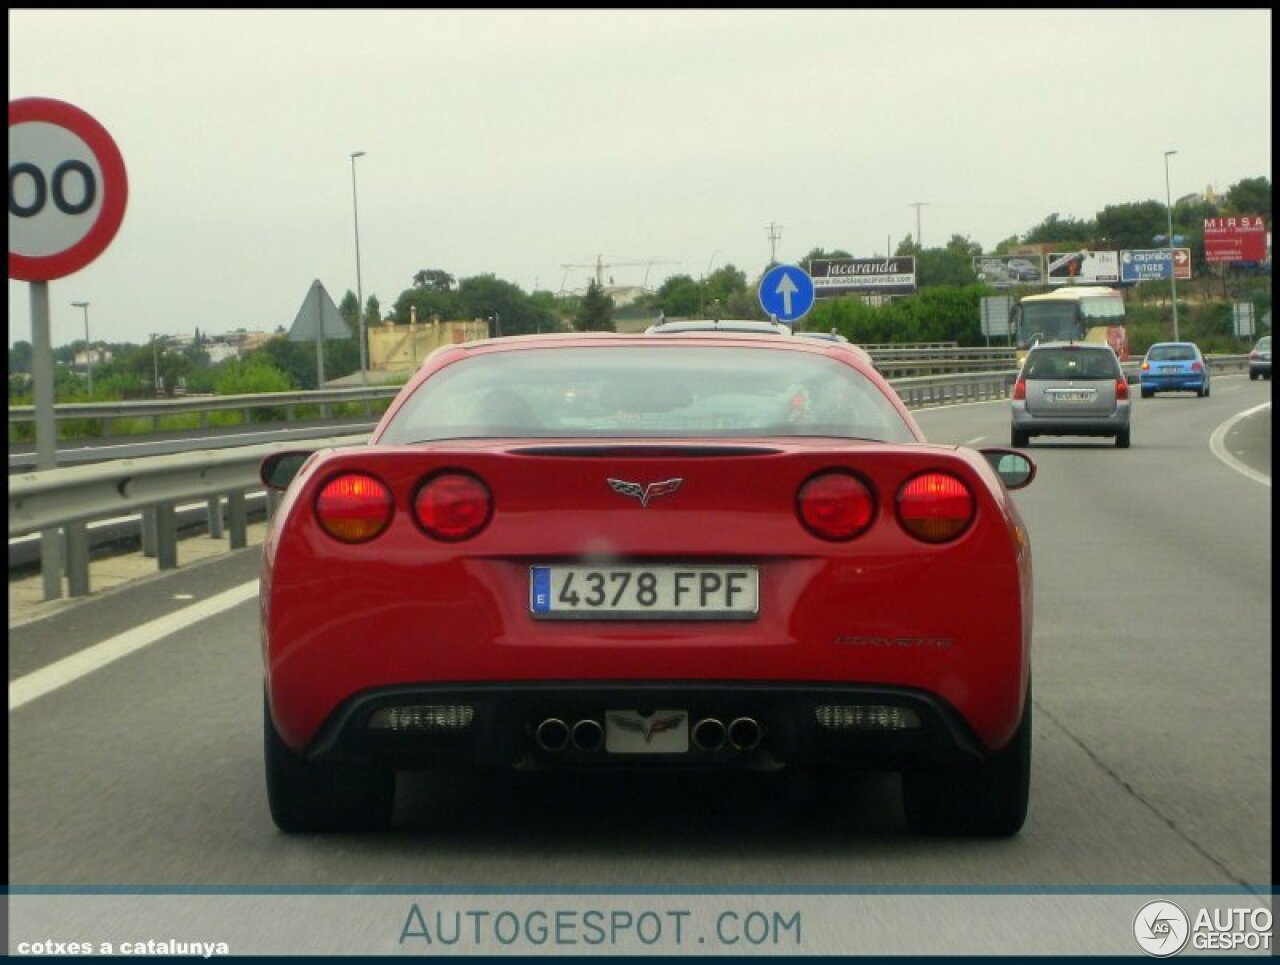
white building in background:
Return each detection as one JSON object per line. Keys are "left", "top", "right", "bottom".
{"left": 72, "top": 347, "right": 112, "bottom": 368}
{"left": 605, "top": 285, "right": 648, "bottom": 308}
{"left": 202, "top": 341, "right": 240, "bottom": 364}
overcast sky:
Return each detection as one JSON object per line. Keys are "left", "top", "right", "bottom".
{"left": 8, "top": 8, "right": 1272, "bottom": 348}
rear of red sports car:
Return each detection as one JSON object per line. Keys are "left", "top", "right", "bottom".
{"left": 260, "top": 334, "right": 1034, "bottom": 835}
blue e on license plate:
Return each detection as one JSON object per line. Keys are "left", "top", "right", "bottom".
{"left": 530, "top": 565, "right": 758, "bottom": 620}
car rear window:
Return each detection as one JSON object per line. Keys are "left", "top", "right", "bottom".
{"left": 1148, "top": 345, "right": 1198, "bottom": 362}
{"left": 378, "top": 345, "right": 918, "bottom": 444}
{"left": 1024, "top": 349, "right": 1120, "bottom": 380}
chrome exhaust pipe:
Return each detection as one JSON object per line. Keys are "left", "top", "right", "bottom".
{"left": 571, "top": 718, "right": 604, "bottom": 752}
{"left": 727, "top": 716, "right": 762, "bottom": 751}
{"left": 691, "top": 717, "right": 727, "bottom": 752}
{"left": 535, "top": 718, "right": 570, "bottom": 753}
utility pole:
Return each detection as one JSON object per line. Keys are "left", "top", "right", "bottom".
{"left": 1163, "top": 150, "right": 1180, "bottom": 341}
{"left": 909, "top": 202, "right": 927, "bottom": 249}
{"left": 765, "top": 222, "right": 783, "bottom": 263}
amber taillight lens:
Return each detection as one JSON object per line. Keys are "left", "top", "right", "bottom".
{"left": 896, "top": 472, "right": 975, "bottom": 543}
{"left": 314, "top": 473, "right": 394, "bottom": 543}
{"left": 413, "top": 472, "right": 493, "bottom": 541}
{"left": 796, "top": 471, "right": 875, "bottom": 541}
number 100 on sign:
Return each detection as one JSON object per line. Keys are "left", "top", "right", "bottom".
{"left": 530, "top": 565, "right": 759, "bottom": 619}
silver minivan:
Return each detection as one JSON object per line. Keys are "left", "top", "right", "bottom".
{"left": 1010, "top": 342, "right": 1131, "bottom": 448}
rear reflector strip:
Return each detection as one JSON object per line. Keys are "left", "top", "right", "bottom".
{"left": 815, "top": 705, "right": 922, "bottom": 730}
{"left": 368, "top": 705, "right": 475, "bottom": 731}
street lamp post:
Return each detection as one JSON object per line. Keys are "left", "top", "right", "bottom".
{"left": 1164, "top": 149, "right": 1180, "bottom": 341}
{"left": 698, "top": 250, "right": 720, "bottom": 318}
{"left": 71, "top": 301, "right": 91, "bottom": 394}
{"left": 350, "top": 150, "right": 368, "bottom": 386}
{"left": 151, "top": 333, "right": 161, "bottom": 396}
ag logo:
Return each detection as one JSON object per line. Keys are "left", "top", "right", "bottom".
{"left": 1133, "top": 900, "right": 1190, "bottom": 957}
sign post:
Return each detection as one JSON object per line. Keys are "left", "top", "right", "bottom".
{"left": 9, "top": 97, "right": 129, "bottom": 599}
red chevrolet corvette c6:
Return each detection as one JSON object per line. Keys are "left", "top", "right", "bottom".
{"left": 259, "top": 332, "right": 1036, "bottom": 835}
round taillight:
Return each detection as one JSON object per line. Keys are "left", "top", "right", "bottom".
{"left": 314, "top": 473, "right": 394, "bottom": 543}
{"left": 796, "top": 471, "right": 875, "bottom": 541}
{"left": 896, "top": 472, "right": 975, "bottom": 543}
{"left": 414, "top": 472, "right": 493, "bottom": 541}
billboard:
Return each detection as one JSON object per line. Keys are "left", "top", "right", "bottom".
{"left": 973, "top": 254, "right": 1044, "bottom": 287}
{"left": 1204, "top": 215, "right": 1268, "bottom": 263}
{"left": 1046, "top": 249, "right": 1120, "bottom": 284}
{"left": 809, "top": 257, "right": 916, "bottom": 297}
{"left": 1119, "top": 248, "right": 1192, "bottom": 283}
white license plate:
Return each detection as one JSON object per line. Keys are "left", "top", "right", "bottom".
{"left": 529, "top": 565, "right": 758, "bottom": 620}
{"left": 605, "top": 710, "right": 690, "bottom": 753}
{"left": 1051, "top": 390, "right": 1093, "bottom": 403}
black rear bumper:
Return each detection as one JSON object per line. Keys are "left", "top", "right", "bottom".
{"left": 304, "top": 681, "right": 991, "bottom": 772}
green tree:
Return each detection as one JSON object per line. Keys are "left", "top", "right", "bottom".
{"left": 9, "top": 340, "right": 33, "bottom": 374}
{"left": 1095, "top": 201, "right": 1170, "bottom": 251}
{"left": 574, "top": 279, "right": 615, "bottom": 331}
{"left": 394, "top": 286, "right": 459, "bottom": 326}
{"left": 412, "top": 268, "right": 455, "bottom": 292}
{"left": 215, "top": 352, "right": 293, "bottom": 395}
{"left": 1224, "top": 177, "right": 1271, "bottom": 220}
{"left": 257, "top": 337, "right": 312, "bottom": 388}
{"left": 455, "top": 274, "right": 555, "bottom": 335}
{"left": 1023, "top": 213, "right": 1096, "bottom": 246}
{"left": 655, "top": 274, "right": 701, "bottom": 316}
{"left": 339, "top": 290, "right": 361, "bottom": 334}
{"left": 915, "top": 235, "right": 984, "bottom": 287}
{"left": 363, "top": 295, "right": 381, "bottom": 331}
{"left": 704, "top": 264, "right": 748, "bottom": 306}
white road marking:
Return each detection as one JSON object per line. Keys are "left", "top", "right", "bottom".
{"left": 1208, "top": 402, "right": 1271, "bottom": 488}
{"left": 964, "top": 436, "right": 986, "bottom": 446}
{"left": 9, "top": 580, "right": 259, "bottom": 711}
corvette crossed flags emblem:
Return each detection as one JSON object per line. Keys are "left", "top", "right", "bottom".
{"left": 607, "top": 477, "right": 683, "bottom": 507}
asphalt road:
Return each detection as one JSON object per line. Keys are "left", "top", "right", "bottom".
{"left": 8, "top": 378, "right": 1271, "bottom": 893}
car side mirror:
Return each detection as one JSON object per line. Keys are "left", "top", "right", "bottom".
{"left": 260, "top": 451, "right": 311, "bottom": 491}
{"left": 980, "top": 448, "right": 1036, "bottom": 490}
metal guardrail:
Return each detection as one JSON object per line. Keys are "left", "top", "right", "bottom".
{"left": 9, "top": 434, "right": 367, "bottom": 600}
{"left": 7, "top": 385, "right": 400, "bottom": 436}
{"left": 7, "top": 358, "right": 1254, "bottom": 602}
{"left": 9, "top": 350, "right": 1009, "bottom": 436}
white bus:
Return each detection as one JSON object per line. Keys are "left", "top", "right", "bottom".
{"left": 1011, "top": 286, "right": 1129, "bottom": 363}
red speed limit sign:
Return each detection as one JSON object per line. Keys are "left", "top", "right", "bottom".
{"left": 8, "top": 97, "right": 128, "bottom": 281}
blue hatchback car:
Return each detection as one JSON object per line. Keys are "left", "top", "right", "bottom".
{"left": 1139, "top": 342, "right": 1210, "bottom": 398}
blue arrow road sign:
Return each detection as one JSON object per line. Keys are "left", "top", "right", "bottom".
{"left": 758, "top": 264, "right": 815, "bottom": 323}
